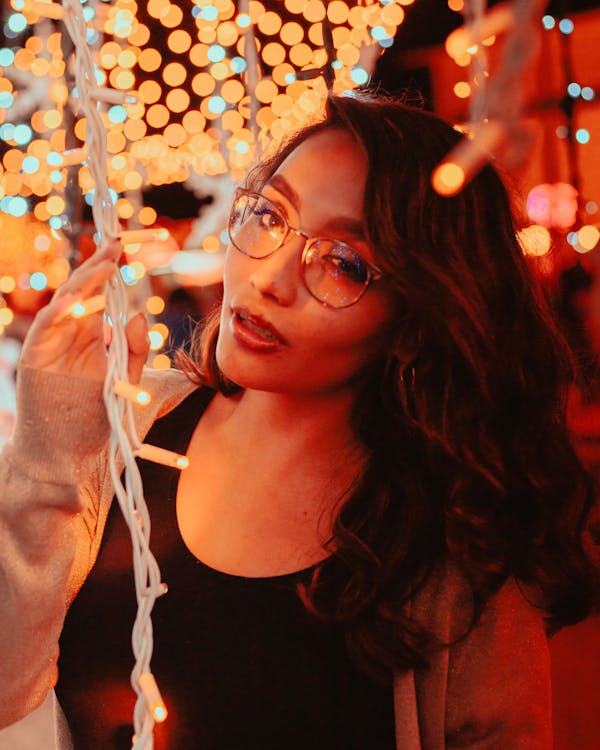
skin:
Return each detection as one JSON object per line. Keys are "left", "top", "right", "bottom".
{"left": 216, "top": 128, "right": 394, "bottom": 399}
{"left": 19, "top": 129, "right": 398, "bottom": 577}
{"left": 177, "top": 130, "right": 397, "bottom": 576}
{"left": 19, "top": 242, "right": 149, "bottom": 385}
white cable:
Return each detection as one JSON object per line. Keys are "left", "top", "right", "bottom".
{"left": 60, "top": 1, "right": 168, "bottom": 747}
{"left": 434, "top": 0, "right": 547, "bottom": 195}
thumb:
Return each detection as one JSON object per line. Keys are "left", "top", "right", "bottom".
{"left": 126, "top": 312, "right": 150, "bottom": 384}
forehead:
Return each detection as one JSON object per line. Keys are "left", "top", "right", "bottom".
{"left": 268, "top": 129, "right": 368, "bottom": 224}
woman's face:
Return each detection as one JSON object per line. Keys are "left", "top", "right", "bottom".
{"left": 216, "top": 128, "right": 395, "bottom": 397}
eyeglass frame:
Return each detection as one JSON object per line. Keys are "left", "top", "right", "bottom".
{"left": 227, "top": 187, "right": 384, "bottom": 309}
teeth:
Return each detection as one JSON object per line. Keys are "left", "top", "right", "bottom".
{"left": 239, "top": 313, "right": 276, "bottom": 341}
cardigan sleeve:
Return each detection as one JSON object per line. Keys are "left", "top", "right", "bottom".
{"left": 0, "top": 366, "right": 108, "bottom": 728}
{"left": 408, "top": 566, "right": 552, "bottom": 750}
{"left": 443, "top": 577, "right": 552, "bottom": 749}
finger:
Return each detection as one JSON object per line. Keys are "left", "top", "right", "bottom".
{"left": 126, "top": 312, "right": 150, "bottom": 384}
{"left": 96, "top": 238, "right": 124, "bottom": 264}
{"left": 53, "top": 259, "right": 117, "bottom": 305}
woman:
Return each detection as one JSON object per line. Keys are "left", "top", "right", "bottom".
{"left": 0, "top": 93, "right": 596, "bottom": 748}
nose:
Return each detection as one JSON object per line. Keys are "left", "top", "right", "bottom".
{"left": 248, "top": 233, "right": 306, "bottom": 306}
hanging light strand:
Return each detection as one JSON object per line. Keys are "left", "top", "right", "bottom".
{"left": 60, "top": 1, "right": 176, "bottom": 746}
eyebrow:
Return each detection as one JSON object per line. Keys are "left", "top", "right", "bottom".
{"left": 265, "top": 174, "right": 367, "bottom": 243}
{"left": 266, "top": 174, "right": 300, "bottom": 209}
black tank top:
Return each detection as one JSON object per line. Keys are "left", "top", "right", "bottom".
{"left": 57, "top": 387, "right": 395, "bottom": 749}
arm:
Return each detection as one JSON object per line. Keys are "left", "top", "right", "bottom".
{"left": 404, "top": 567, "right": 552, "bottom": 750}
{"left": 444, "top": 577, "right": 552, "bottom": 749}
{"left": 0, "top": 366, "right": 108, "bottom": 728}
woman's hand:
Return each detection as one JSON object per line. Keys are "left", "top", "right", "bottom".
{"left": 20, "top": 241, "right": 150, "bottom": 384}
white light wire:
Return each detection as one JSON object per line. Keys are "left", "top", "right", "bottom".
{"left": 438, "top": 0, "right": 547, "bottom": 191}
{"left": 61, "top": 1, "right": 164, "bottom": 746}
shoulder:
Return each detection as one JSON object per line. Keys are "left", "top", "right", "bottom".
{"left": 411, "top": 559, "right": 546, "bottom": 644}
{"left": 139, "top": 366, "right": 199, "bottom": 420}
{"left": 404, "top": 560, "right": 552, "bottom": 748}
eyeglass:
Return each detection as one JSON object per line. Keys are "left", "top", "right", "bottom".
{"left": 228, "top": 188, "right": 383, "bottom": 309}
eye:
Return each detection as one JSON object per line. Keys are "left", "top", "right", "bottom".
{"left": 254, "top": 199, "right": 285, "bottom": 237}
{"left": 321, "top": 244, "right": 369, "bottom": 284}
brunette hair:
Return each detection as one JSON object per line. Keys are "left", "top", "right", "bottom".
{"left": 176, "top": 93, "right": 597, "bottom": 681}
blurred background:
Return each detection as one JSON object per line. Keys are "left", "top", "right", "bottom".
{"left": 0, "top": 1, "right": 598, "bottom": 746}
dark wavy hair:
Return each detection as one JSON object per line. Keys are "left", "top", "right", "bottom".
{"left": 176, "top": 93, "right": 597, "bottom": 682}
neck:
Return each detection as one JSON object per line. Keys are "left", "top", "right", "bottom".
{"left": 224, "top": 385, "right": 365, "bottom": 459}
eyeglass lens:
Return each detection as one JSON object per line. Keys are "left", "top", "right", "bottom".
{"left": 229, "top": 193, "right": 371, "bottom": 308}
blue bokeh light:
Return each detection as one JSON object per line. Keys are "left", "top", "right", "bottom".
{"left": 575, "top": 128, "right": 590, "bottom": 144}
{"left": 231, "top": 56, "right": 247, "bottom": 74}
{"left": 21, "top": 155, "right": 40, "bottom": 174}
{"left": 207, "top": 95, "right": 226, "bottom": 114}
{"left": 542, "top": 15, "right": 555, "bottom": 30}
{"left": 30, "top": 272, "right": 48, "bottom": 291}
{"left": 208, "top": 44, "right": 226, "bottom": 63}
{"left": 558, "top": 18, "right": 574, "bottom": 34}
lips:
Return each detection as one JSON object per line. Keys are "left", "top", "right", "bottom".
{"left": 231, "top": 306, "right": 288, "bottom": 349}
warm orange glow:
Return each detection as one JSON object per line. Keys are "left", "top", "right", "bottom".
{"left": 118, "top": 49, "right": 138, "bottom": 69}
{"left": 46, "top": 195, "right": 65, "bottom": 216}
{"left": 221, "top": 79, "right": 245, "bottom": 103}
{"left": 518, "top": 225, "right": 551, "bottom": 257}
{"left": 255, "top": 79, "right": 279, "bottom": 104}
{"left": 161, "top": 4, "right": 183, "bottom": 28}
{"left": 262, "top": 42, "right": 286, "bottom": 67}
{"left": 192, "top": 72, "right": 216, "bottom": 97}
{"left": 146, "top": 296, "right": 166, "bottom": 315}
{"left": 139, "top": 80, "right": 162, "bottom": 104}
{"left": 168, "top": 29, "right": 192, "bottom": 54}
{"left": 578, "top": 224, "right": 600, "bottom": 251}
{"left": 189, "top": 43, "right": 209, "bottom": 67}
{"left": 164, "top": 123, "right": 187, "bottom": 147}
{"left": 124, "top": 170, "right": 143, "bottom": 190}
{"left": 271, "top": 94, "right": 293, "bottom": 118}
{"left": 128, "top": 23, "right": 150, "bottom": 46}
{"left": 221, "top": 109, "right": 244, "bottom": 132}
{"left": 431, "top": 162, "right": 465, "bottom": 196}
{"left": 116, "top": 198, "right": 135, "bottom": 219}
{"left": 152, "top": 354, "right": 171, "bottom": 370}
{"left": 382, "top": 3, "right": 405, "bottom": 25}
{"left": 327, "top": 0, "right": 348, "bottom": 23}
{"left": 14, "top": 48, "right": 35, "bottom": 71}
{"left": 182, "top": 110, "right": 207, "bottom": 134}
{"left": 304, "top": 0, "right": 326, "bottom": 22}
{"left": 284, "top": 0, "right": 306, "bottom": 13}
{"left": 124, "top": 118, "right": 147, "bottom": 141}
{"left": 138, "top": 48, "right": 162, "bottom": 73}
{"left": 249, "top": 0, "right": 266, "bottom": 22}
{"left": 31, "top": 58, "right": 50, "bottom": 77}
{"left": 454, "top": 81, "right": 471, "bottom": 98}
{"left": 280, "top": 21, "right": 304, "bottom": 46}
{"left": 147, "top": 0, "right": 169, "bottom": 20}
{"left": 146, "top": 104, "right": 170, "bottom": 129}
{"left": 348, "top": 5, "right": 367, "bottom": 28}
{"left": 107, "top": 131, "right": 126, "bottom": 154}
{"left": 166, "top": 88, "right": 190, "bottom": 113}
{"left": 338, "top": 43, "right": 360, "bottom": 66}
{"left": 332, "top": 25, "right": 351, "bottom": 47}
{"left": 138, "top": 207, "right": 158, "bottom": 226}
{"left": 113, "top": 70, "right": 135, "bottom": 90}
{"left": 163, "top": 62, "right": 187, "bottom": 87}
{"left": 258, "top": 11, "right": 283, "bottom": 35}
{"left": 210, "top": 62, "right": 230, "bottom": 81}
{"left": 217, "top": 20, "right": 239, "bottom": 46}
{"left": 101, "top": 41, "right": 122, "bottom": 69}
{"left": 289, "top": 43, "right": 312, "bottom": 67}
